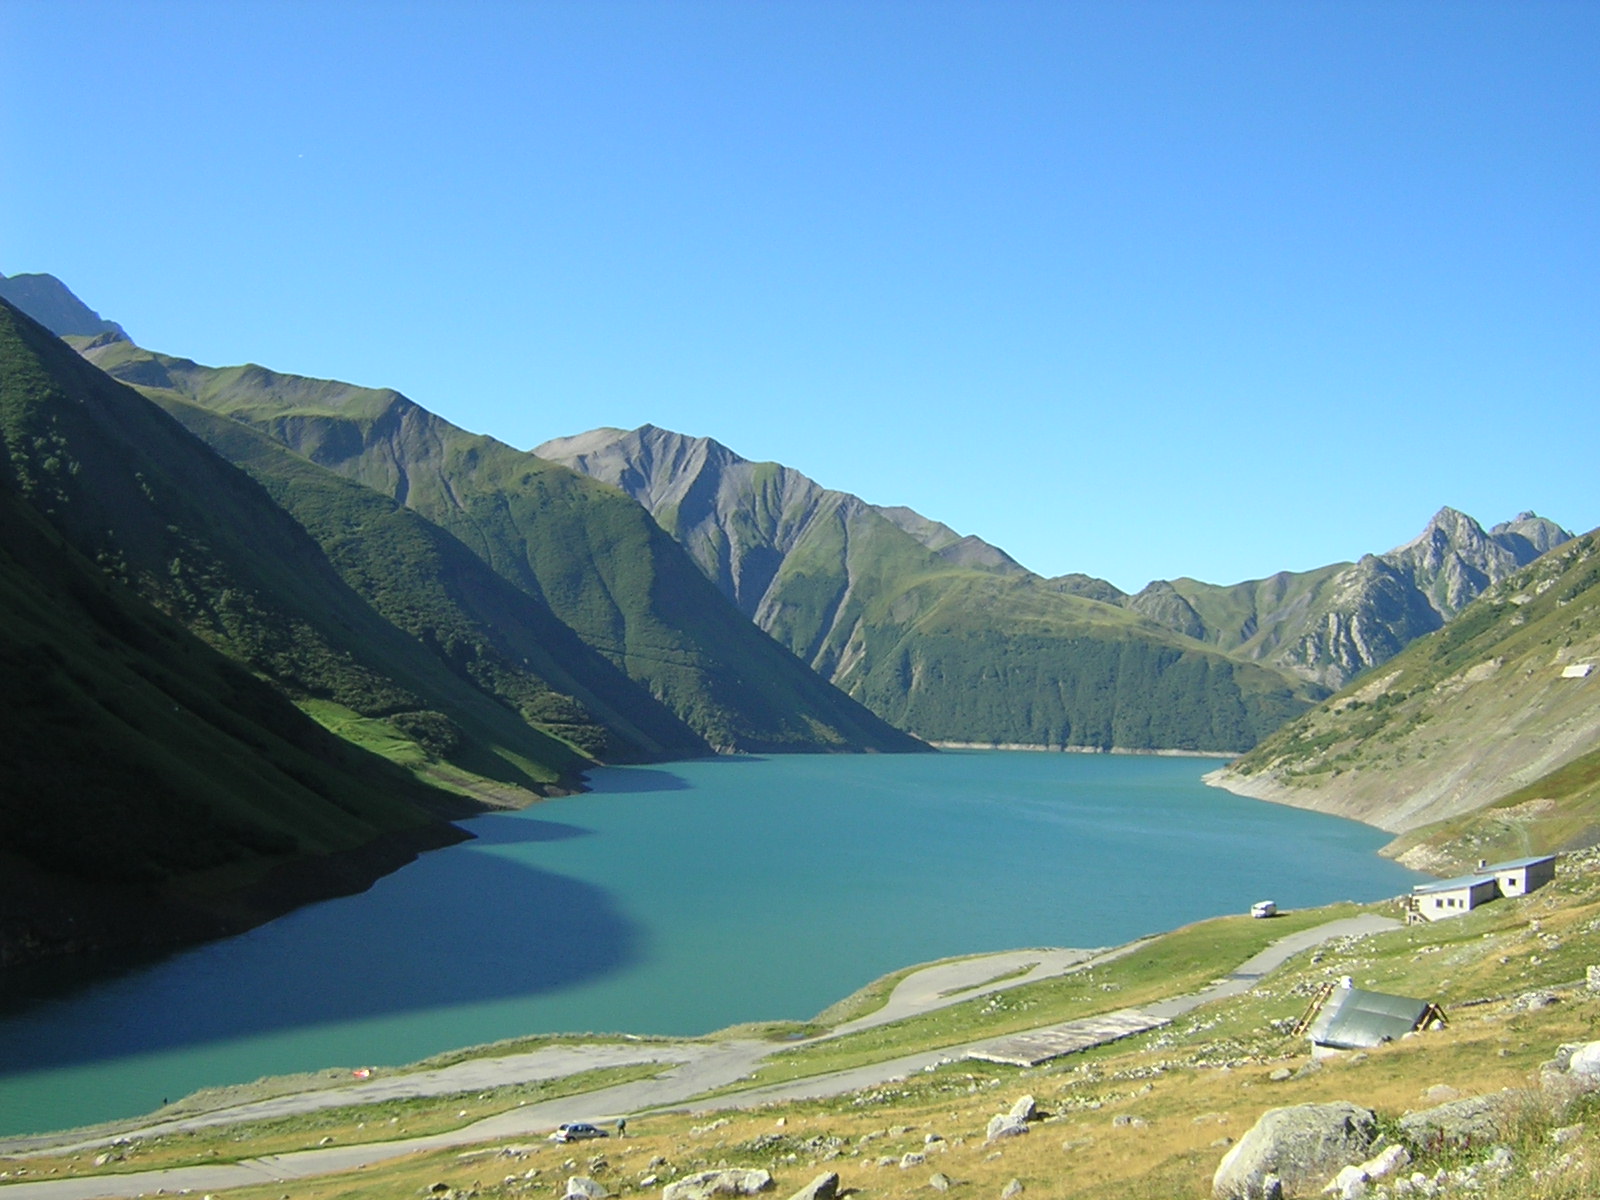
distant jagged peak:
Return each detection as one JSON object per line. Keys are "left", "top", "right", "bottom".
{"left": 1387, "top": 505, "right": 1571, "bottom": 568}
{"left": 1490, "top": 511, "right": 1573, "bottom": 556}
{"left": 0, "top": 271, "right": 127, "bottom": 341}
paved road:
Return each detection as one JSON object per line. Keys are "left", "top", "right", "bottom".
{"left": 0, "top": 915, "right": 1401, "bottom": 1200}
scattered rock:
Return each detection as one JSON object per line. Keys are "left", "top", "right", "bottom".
{"left": 1512, "top": 990, "right": 1561, "bottom": 1011}
{"left": 690, "top": 1119, "right": 732, "bottom": 1138}
{"left": 785, "top": 1171, "right": 838, "bottom": 1200}
{"left": 1362, "top": 1144, "right": 1411, "bottom": 1181}
{"left": 565, "top": 1177, "right": 608, "bottom": 1200}
{"left": 1269, "top": 1069, "right": 1294, "bottom": 1083}
{"left": 662, "top": 1169, "right": 773, "bottom": 1200}
{"left": 925, "top": 1133, "right": 944, "bottom": 1144}
{"left": 1007, "top": 1096, "right": 1037, "bottom": 1124}
{"left": 1322, "top": 1145, "right": 1409, "bottom": 1200}
{"left": 985, "top": 1115, "right": 1028, "bottom": 1143}
{"left": 1586, "top": 965, "right": 1600, "bottom": 993}
{"left": 1550, "top": 1124, "right": 1584, "bottom": 1145}
{"left": 1000, "top": 1179, "right": 1023, "bottom": 1199}
{"left": 929, "top": 1173, "right": 953, "bottom": 1192}
{"left": 1569, "top": 1042, "right": 1600, "bottom": 1078}
{"left": 901, "top": 1153, "right": 926, "bottom": 1169}
{"left": 1212, "top": 1102, "right": 1378, "bottom": 1199}
{"left": 1111, "top": 1115, "right": 1147, "bottom": 1129}
{"left": 1420, "top": 1086, "right": 1459, "bottom": 1104}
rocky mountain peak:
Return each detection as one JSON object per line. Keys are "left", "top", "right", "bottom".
{"left": 0, "top": 272, "right": 127, "bottom": 340}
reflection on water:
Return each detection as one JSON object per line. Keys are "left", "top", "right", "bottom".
{"left": 0, "top": 752, "right": 1420, "bottom": 1136}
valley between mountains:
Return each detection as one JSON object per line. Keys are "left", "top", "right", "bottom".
{"left": 1, "top": 269, "right": 1597, "bottom": 973}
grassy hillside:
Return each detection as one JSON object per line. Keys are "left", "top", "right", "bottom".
{"left": 537, "top": 425, "right": 1319, "bottom": 752}
{"left": 1213, "top": 530, "right": 1600, "bottom": 847}
{"left": 145, "top": 395, "right": 708, "bottom": 764}
{"left": 1, "top": 303, "right": 612, "bottom": 800}
{"left": 77, "top": 341, "right": 921, "bottom": 755}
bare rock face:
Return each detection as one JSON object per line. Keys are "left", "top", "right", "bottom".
{"left": 1212, "top": 1102, "right": 1378, "bottom": 1199}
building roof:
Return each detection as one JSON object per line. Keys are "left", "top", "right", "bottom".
{"left": 1413, "top": 873, "right": 1497, "bottom": 895}
{"left": 1305, "top": 986, "right": 1436, "bottom": 1050}
{"left": 1485, "top": 855, "right": 1556, "bottom": 871}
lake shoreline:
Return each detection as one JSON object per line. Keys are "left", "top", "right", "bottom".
{"left": 925, "top": 741, "right": 1240, "bottom": 758}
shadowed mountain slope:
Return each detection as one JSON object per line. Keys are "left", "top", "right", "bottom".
{"left": 536, "top": 424, "right": 1320, "bottom": 752}
{"left": 0, "top": 300, "right": 487, "bottom": 967}
{"left": 1, "top": 301, "right": 618, "bottom": 800}
{"left": 0, "top": 272, "right": 126, "bottom": 340}
{"left": 75, "top": 344, "right": 920, "bottom": 756}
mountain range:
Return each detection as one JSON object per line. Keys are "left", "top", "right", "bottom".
{"left": 535, "top": 424, "right": 1568, "bottom": 744}
{"left": 0, "top": 282, "right": 915, "bottom": 966}
{"left": 1210, "top": 527, "right": 1600, "bottom": 872}
{"left": 1, "top": 268, "right": 1587, "bottom": 967}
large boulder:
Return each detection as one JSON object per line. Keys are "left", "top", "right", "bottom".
{"left": 985, "top": 1113, "right": 1028, "bottom": 1142}
{"left": 784, "top": 1172, "right": 838, "bottom": 1200}
{"left": 663, "top": 1169, "right": 774, "bottom": 1200}
{"left": 1397, "top": 1093, "right": 1520, "bottom": 1149}
{"left": 1213, "top": 1103, "right": 1378, "bottom": 1199}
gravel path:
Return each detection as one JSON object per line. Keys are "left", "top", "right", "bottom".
{"left": 0, "top": 915, "right": 1401, "bottom": 1200}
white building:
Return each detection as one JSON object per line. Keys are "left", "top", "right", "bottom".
{"left": 1406, "top": 854, "right": 1557, "bottom": 922}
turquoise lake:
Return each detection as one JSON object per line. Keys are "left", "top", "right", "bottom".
{"left": 0, "top": 752, "right": 1423, "bottom": 1137}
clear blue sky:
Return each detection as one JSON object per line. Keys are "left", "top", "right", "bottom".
{"left": 4, "top": 2, "right": 1596, "bottom": 592}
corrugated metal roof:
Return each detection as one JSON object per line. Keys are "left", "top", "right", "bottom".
{"left": 1413, "top": 873, "right": 1495, "bottom": 894}
{"left": 1306, "top": 986, "right": 1433, "bottom": 1050}
{"left": 1486, "top": 855, "right": 1555, "bottom": 871}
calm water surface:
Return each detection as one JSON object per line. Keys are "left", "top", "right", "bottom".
{"left": 0, "top": 753, "right": 1421, "bottom": 1136}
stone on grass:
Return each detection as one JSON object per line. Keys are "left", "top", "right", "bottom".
{"left": 565, "top": 1177, "right": 608, "bottom": 1200}
{"left": 785, "top": 1171, "right": 838, "bottom": 1200}
{"left": 1397, "top": 1094, "right": 1519, "bottom": 1148}
{"left": 662, "top": 1169, "right": 773, "bottom": 1200}
{"left": 929, "top": 1173, "right": 953, "bottom": 1192}
{"left": 1212, "top": 1102, "right": 1378, "bottom": 1199}
{"left": 985, "top": 1114, "right": 1028, "bottom": 1143}
{"left": 1008, "top": 1096, "right": 1037, "bottom": 1123}
{"left": 1569, "top": 1041, "right": 1600, "bottom": 1078}
{"left": 1000, "top": 1179, "right": 1023, "bottom": 1199}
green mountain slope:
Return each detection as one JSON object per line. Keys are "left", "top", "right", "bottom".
{"left": 143, "top": 395, "right": 708, "bottom": 765}
{"left": 1210, "top": 530, "right": 1600, "bottom": 846}
{"left": 0, "top": 300, "right": 610, "bottom": 801}
{"left": 1115, "top": 509, "right": 1571, "bottom": 689}
{"left": 76, "top": 343, "right": 919, "bottom": 755}
{"left": 0, "top": 318, "right": 491, "bottom": 967}
{"left": 535, "top": 425, "right": 1320, "bottom": 752}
